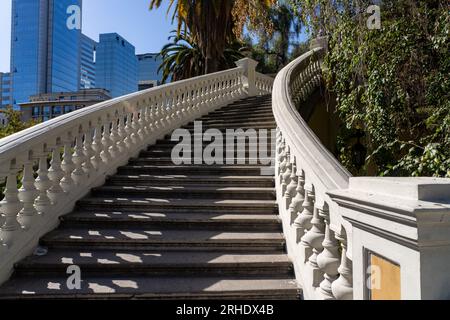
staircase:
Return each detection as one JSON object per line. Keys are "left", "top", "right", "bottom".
{"left": 0, "top": 95, "right": 300, "bottom": 299}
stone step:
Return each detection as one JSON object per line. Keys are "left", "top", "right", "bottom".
{"left": 149, "top": 142, "right": 275, "bottom": 149}
{"left": 91, "top": 186, "right": 275, "bottom": 200}
{"left": 106, "top": 175, "right": 275, "bottom": 187}
{"left": 218, "top": 99, "right": 271, "bottom": 107}
{"left": 180, "top": 126, "right": 277, "bottom": 133}
{"left": 200, "top": 113, "right": 274, "bottom": 121}
{"left": 183, "top": 122, "right": 276, "bottom": 129}
{"left": 61, "top": 211, "right": 281, "bottom": 230}
{"left": 127, "top": 159, "right": 272, "bottom": 167}
{"left": 76, "top": 198, "right": 278, "bottom": 215}
{"left": 40, "top": 228, "right": 286, "bottom": 252}
{"left": 217, "top": 101, "right": 272, "bottom": 109}
{"left": 206, "top": 109, "right": 274, "bottom": 120}
{"left": 163, "top": 134, "right": 276, "bottom": 142}
{"left": 139, "top": 150, "right": 276, "bottom": 159}
{"left": 14, "top": 250, "right": 291, "bottom": 277}
{"left": 0, "top": 95, "right": 298, "bottom": 300}
{"left": 190, "top": 118, "right": 275, "bottom": 126}
{"left": 117, "top": 165, "right": 272, "bottom": 175}
{"left": 0, "top": 276, "right": 299, "bottom": 300}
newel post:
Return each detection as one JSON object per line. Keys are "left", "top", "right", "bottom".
{"left": 328, "top": 177, "right": 450, "bottom": 300}
{"left": 235, "top": 58, "right": 259, "bottom": 97}
{"left": 310, "top": 36, "right": 329, "bottom": 51}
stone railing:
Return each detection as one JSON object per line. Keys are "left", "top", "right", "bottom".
{"left": 273, "top": 46, "right": 450, "bottom": 300}
{"left": 0, "top": 58, "right": 271, "bottom": 285}
{"left": 255, "top": 73, "right": 274, "bottom": 95}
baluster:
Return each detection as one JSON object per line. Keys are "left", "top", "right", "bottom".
{"left": 275, "top": 131, "right": 283, "bottom": 174}
{"left": 192, "top": 86, "right": 201, "bottom": 116}
{"left": 317, "top": 207, "right": 341, "bottom": 300}
{"left": 289, "top": 168, "right": 305, "bottom": 224}
{"left": 278, "top": 140, "right": 287, "bottom": 184}
{"left": 199, "top": 83, "right": 206, "bottom": 111}
{"left": 123, "top": 113, "right": 134, "bottom": 151}
{"left": 61, "top": 134, "right": 76, "bottom": 193}
{"left": 155, "top": 94, "right": 164, "bottom": 129}
{"left": 91, "top": 120, "right": 104, "bottom": 170}
{"left": 281, "top": 147, "right": 292, "bottom": 196}
{"left": 117, "top": 113, "right": 128, "bottom": 153}
{"left": 160, "top": 93, "right": 170, "bottom": 127}
{"left": 101, "top": 118, "right": 113, "bottom": 164}
{"left": 18, "top": 156, "right": 38, "bottom": 230}
{"left": 301, "top": 204, "right": 325, "bottom": 286}
{"left": 175, "top": 89, "right": 184, "bottom": 123}
{"left": 285, "top": 160, "right": 298, "bottom": 210}
{"left": 82, "top": 126, "right": 96, "bottom": 177}
{"left": 48, "top": 145, "right": 65, "bottom": 204}
{"left": 140, "top": 106, "right": 150, "bottom": 141}
{"left": 293, "top": 187, "right": 315, "bottom": 242}
{"left": 109, "top": 116, "right": 120, "bottom": 158}
{"left": 34, "top": 150, "right": 52, "bottom": 214}
{"left": 331, "top": 230, "right": 353, "bottom": 300}
{"left": 186, "top": 86, "right": 195, "bottom": 118}
{"left": 72, "top": 129, "right": 87, "bottom": 185}
{"left": 0, "top": 162, "right": 23, "bottom": 246}
{"left": 131, "top": 110, "right": 142, "bottom": 147}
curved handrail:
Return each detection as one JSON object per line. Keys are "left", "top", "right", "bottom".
{"left": 273, "top": 45, "right": 450, "bottom": 301}
{"left": 272, "top": 47, "right": 354, "bottom": 300}
{"left": 0, "top": 67, "right": 245, "bottom": 161}
{"left": 272, "top": 48, "right": 351, "bottom": 193}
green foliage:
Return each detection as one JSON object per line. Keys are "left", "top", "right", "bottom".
{"left": 290, "top": 0, "right": 449, "bottom": 177}
{"left": 247, "top": 2, "right": 303, "bottom": 73}
{"left": 158, "top": 30, "right": 248, "bottom": 83}
{"left": 0, "top": 108, "right": 39, "bottom": 139}
{"left": 150, "top": 0, "right": 275, "bottom": 74}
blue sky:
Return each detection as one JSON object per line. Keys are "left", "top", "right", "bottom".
{"left": 0, "top": 0, "right": 306, "bottom": 73}
{"left": 0, "top": 0, "right": 176, "bottom": 72}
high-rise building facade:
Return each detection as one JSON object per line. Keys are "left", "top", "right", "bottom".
{"left": 10, "top": 0, "right": 82, "bottom": 109}
{"left": 96, "top": 33, "right": 138, "bottom": 98}
{"left": 0, "top": 72, "right": 12, "bottom": 109}
{"left": 80, "top": 34, "right": 97, "bottom": 89}
{"left": 137, "top": 53, "right": 162, "bottom": 90}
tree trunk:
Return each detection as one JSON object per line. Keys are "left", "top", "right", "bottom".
{"left": 205, "top": 56, "right": 219, "bottom": 75}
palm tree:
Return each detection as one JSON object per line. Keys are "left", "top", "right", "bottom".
{"left": 150, "top": 0, "right": 275, "bottom": 74}
{"left": 158, "top": 30, "right": 204, "bottom": 83}
{"left": 158, "top": 30, "right": 248, "bottom": 83}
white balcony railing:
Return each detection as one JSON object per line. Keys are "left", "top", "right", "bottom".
{"left": 273, "top": 46, "right": 450, "bottom": 300}
{"left": 0, "top": 58, "right": 272, "bottom": 285}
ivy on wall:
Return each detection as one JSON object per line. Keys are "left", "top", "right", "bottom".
{"left": 290, "top": 0, "right": 449, "bottom": 177}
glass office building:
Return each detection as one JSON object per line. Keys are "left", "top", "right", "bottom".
{"left": 96, "top": 33, "right": 138, "bottom": 98}
{"left": 0, "top": 72, "right": 12, "bottom": 109}
{"left": 137, "top": 53, "right": 162, "bottom": 90}
{"left": 80, "top": 34, "right": 97, "bottom": 89}
{"left": 10, "top": 0, "right": 82, "bottom": 109}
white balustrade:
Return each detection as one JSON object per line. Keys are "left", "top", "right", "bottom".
{"left": 0, "top": 60, "right": 274, "bottom": 285}
{"left": 273, "top": 44, "right": 450, "bottom": 300}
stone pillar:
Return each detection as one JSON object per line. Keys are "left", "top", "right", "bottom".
{"left": 235, "top": 58, "right": 259, "bottom": 97}
{"left": 310, "top": 36, "right": 329, "bottom": 51}
{"left": 328, "top": 177, "right": 450, "bottom": 300}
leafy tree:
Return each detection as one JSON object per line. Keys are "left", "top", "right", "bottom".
{"left": 290, "top": 0, "right": 449, "bottom": 177}
{"left": 150, "top": 0, "right": 275, "bottom": 74}
{"left": 158, "top": 30, "right": 248, "bottom": 83}
{"left": 251, "top": 1, "right": 302, "bottom": 72}
{"left": 0, "top": 108, "right": 39, "bottom": 139}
